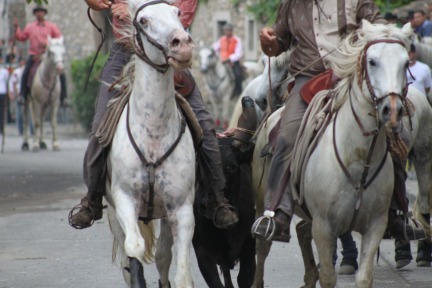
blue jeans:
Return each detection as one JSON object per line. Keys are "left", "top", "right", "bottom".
{"left": 15, "top": 101, "right": 34, "bottom": 135}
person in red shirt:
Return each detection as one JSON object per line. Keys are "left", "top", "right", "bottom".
{"left": 13, "top": 5, "right": 67, "bottom": 105}
{"left": 69, "top": 0, "right": 239, "bottom": 230}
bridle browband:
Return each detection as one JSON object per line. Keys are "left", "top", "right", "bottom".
{"left": 133, "top": 0, "right": 171, "bottom": 73}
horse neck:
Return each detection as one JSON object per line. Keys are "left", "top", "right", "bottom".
{"left": 39, "top": 55, "right": 57, "bottom": 83}
{"left": 335, "top": 83, "right": 388, "bottom": 159}
{"left": 129, "top": 59, "right": 179, "bottom": 138}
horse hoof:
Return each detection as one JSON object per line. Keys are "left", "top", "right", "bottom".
{"left": 396, "top": 259, "right": 411, "bottom": 269}
{"left": 158, "top": 280, "right": 171, "bottom": 288}
{"left": 339, "top": 264, "right": 356, "bottom": 275}
{"left": 21, "top": 143, "right": 29, "bottom": 151}
{"left": 40, "top": 142, "right": 47, "bottom": 150}
{"left": 417, "top": 260, "right": 431, "bottom": 267}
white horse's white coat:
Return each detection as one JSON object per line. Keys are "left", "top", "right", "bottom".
{"left": 24, "top": 37, "right": 65, "bottom": 151}
{"left": 252, "top": 21, "right": 414, "bottom": 288}
{"left": 106, "top": 1, "right": 195, "bottom": 287}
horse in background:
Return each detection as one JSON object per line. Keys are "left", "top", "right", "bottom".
{"left": 252, "top": 21, "right": 415, "bottom": 287}
{"left": 104, "top": 1, "right": 196, "bottom": 287}
{"left": 198, "top": 45, "right": 263, "bottom": 129}
{"left": 23, "top": 36, "right": 65, "bottom": 152}
{"left": 228, "top": 51, "right": 291, "bottom": 129}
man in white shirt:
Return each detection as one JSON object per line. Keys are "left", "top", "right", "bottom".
{"left": 407, "top": 43, "right": 432, "bottom": 96}
{"left": 8, "top": 58, "right": 33, "bottom": 135}
{"left": 213, "top": 23, "right": 244, "bottom": 96}
{"left": 0, "top": 57, "right": 9, "bottom": 135}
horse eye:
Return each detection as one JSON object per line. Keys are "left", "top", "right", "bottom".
{"left": 369, "top": 59, "right": 376, "bottom": 67}
{"left": 140, "top": 18, "right": 149, "bottom": 26}
{"left": 177, "top": 10, "right": 181, "bottom": 17}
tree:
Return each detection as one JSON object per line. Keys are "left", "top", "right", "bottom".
{"left": 26, "top": 0, "right": 48, "bottom": 4}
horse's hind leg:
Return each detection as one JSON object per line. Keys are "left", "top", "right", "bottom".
{"left": 356, "top": 218, "right": 387, "bottom": 288}
{"left": 156, "top": 219, "right": 173, "bottom": 288}
{"left": 312, "top": 221, "right": 336, "bottom": 288}
{"left": 51, "top": 98, "right": 60, "bottom": 151}
{"left": 252, "top": 238, "right": 272, "bottom": 288}
{"left": 296, "top": 221, "right": 318, "bottom": 288}
{"left": 168, "top": 202, "right": 194, "bottom": 288}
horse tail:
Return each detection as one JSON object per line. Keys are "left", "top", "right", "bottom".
{"left": 138, "top": 220, "right": 157, "bottom": 264}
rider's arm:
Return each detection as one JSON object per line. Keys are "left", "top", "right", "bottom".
{"left": 85, "top": 0, "right": 112, "bottom": 11}
{"left": 14, "top": 22, "right": 30, "bottom": 42}
{"left": 261, "top": 1, "right": 291, "bottom": 57}
{"left": 212, "top": 39, "right": 221, "bottom": 53}
{"left": 356, "top": 0, "right": 386, "bottom": 24}
{"left": 229, "top": 37, "right": 243, "bottom": 63}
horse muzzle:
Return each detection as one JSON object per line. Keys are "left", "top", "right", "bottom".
{"left": 378, "top": 93, "right": 403, "bottom": 132}
{"left": 167, "top": 31, "right": 194, "bottom": 70}
{"left": 56, "top": 63, "right": 65, "bottom": 75}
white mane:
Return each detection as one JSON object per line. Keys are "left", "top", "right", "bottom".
{"left": 330, "top": 20, "right": 412, "bottom": 110}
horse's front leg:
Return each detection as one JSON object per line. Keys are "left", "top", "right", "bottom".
{"left": 312, "top": 220, "right": 337, "bottom": 288}
{"left": 356, "top": 216, "right": 387, "bottom": 288}
{"left": 22, "top": 101, "right": 30, "bottom": 151}
{"left": 30, "top": 101, "right": 41, "bottom": 152}
{"left": 114, "top": 191, "right": 148, "bottom": 287}
{"left": 156, "top": 218, "right": 173, "bottom": 288}
{"left": 51, "top": 97, "right": 60, "bottom": 151}
{"left": 39, "top": 107, "right": 47, "bottom": 150}
{"left": 168, "top": 200, "right": 194, "bottom": 288}
{"left": 252, "top": 238, "right": 272, "bottom": 288}
{"left": 296, "top": 220, "right": 318, "bottom": 288}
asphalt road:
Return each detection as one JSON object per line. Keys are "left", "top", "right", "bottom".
{"left": 0, "top": 124, "right": 431, "bottom": 288}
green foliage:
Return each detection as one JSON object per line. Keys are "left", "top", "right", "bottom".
{"left": 26, "top": 0, "right": 48, "bottom": 4}
{"left": 70, "top": 53, "right": 108, "bottom": 132}
{"left": 374, "top": 0, "right": 412, "bottom": 12}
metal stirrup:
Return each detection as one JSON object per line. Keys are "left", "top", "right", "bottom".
{"left": 251, "top": 210, "right": 276, "bottom": 241}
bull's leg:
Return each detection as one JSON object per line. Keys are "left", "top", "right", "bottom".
{"left": 156, "top": 219, "right": 173, "bottom": 288}
{"left": 222, "top": 267, "right": 234, "bottom": 288}
{"left": 130, "top": 257, "right": 146, "bottom": 288}
{"left": 237, "top": 234, "right": 256, "bottom": 288}
{"left": 169, "top": 201, "right": 194, "bottom": 288}
{"left": 252, "top": 238, "right": 272, "bottom": 288}
{"left": 312, "top": 221, "right": 336, "bottom": 288}
{"left": 296, "top": 221, "right": 318, "bottom": 288}
{"left": 356, "top": 217, "right": 387, "bottom": 288}
{"left": 193, "top": 242, "right": 224, "bottom": 288}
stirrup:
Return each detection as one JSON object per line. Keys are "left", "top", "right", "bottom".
{"left": 404, "top": 212, "right": 426, "bottom": 241}
{"left": 68, "top": 203, "right": 101, "bottom": 229}
{"left": 212, "top": 202, "right": 238, "bottom": 229}
{"left": 251, "top": 210, "right": 276, "bottom": 241}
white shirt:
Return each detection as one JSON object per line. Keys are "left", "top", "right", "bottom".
{"left": 0, "top": 67, "right": 9, "bottom": 95}
{"left": 213, "top": 36, "right": 243, "bottom": 63}
{"left": 8, "top": 66, "right": 24, "bottom": 95}
{"left": 407, "top": 61, "right": 432, "bottom": 96}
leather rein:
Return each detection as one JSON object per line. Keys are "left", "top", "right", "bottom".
{"left": 333, "top": 38, "right": 409, "bottom": 230}
{"left": 127, "top": 1, "right": 186, "bottom": 223}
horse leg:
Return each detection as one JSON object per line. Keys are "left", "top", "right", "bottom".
{"left": 168, "top": 202, "right": 194, "bottom": 288}
{"left": 356, "top": 218, "right": 387, "bottom": 288}
{"left": 156, "top": 218, "right": 173, "bottom": 288}
{"left": 312, "top": 221, "right": 336, "bottom": 288}
{"left": 252, "top": 238, "right": 272, "bottom": 288}
{"left": 31, "top": 102, "right": 41, "bottom": 151}
{"left": 296, "top": 221, "right": 318, "bottom": 288}
{"left": 22, "top": 101, "right": 29, "bottom": 151}
{"left": 39, "top": 107, "right": 47, "bottom": 150}
{"left": 222, "top": 93, "right": 231, "bottom": 130}
{"left": 114, "top": 192, "right": 147, "bottom": 287}
{"left": 51, "top": 98, "right": 60, "bottom": 151}
{"left": 237, "top": 235, "right": 256, "bottom": 288}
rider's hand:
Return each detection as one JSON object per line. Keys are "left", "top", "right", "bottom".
{"left": 85, "top": 0, "right": 112, "bottom": 11}
{"left": 112, "top": 2, "right": 129, "bottom": 21}
{"left": 260, "top": 27, "right": 281, "bottom": 57}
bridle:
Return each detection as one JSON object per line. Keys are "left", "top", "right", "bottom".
{"left": 133, "top": 0, "right": 171, "bottom": 73}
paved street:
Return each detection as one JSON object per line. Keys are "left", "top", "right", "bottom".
{"left": 0, "top": 124, "right": 431, "bottom": 288}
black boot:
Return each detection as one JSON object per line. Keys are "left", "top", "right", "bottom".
{"left": 251, "top": 210, "right": 291, "bottom": 242}
{"left": 386, "top": 209, "right": 426, "bottom": 241}
{"left": 395, "top": 239, "right": 412, "bottom": 269}
{"left": 68, "top": 195, "right": 104, "bottom": 229}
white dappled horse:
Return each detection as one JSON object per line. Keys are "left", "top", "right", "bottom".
{"left": 252, "top": 21, "right": 417, "bottom": 288}
{"left": 105, "top": 1, "right": 195, "bottom": 287}
{"left": 23, "top": 36, "right": 65, "bottom": 151}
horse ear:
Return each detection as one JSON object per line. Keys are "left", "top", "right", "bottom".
{"left": 401, "top": 22, "right": 414, "bottom": 38}
{"left": 360, "top": 19, "right": 373, "bottom": 34}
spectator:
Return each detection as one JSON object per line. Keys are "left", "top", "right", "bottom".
{"left": 0, "top": 57, "right": 9, "bottom": 134}
{"left": 8, "top": 57, "right": 34, "bottom": 135}
{"left": 413, "top": 10, "right": 432, "bottom": 38}
{"left": 407, "top": 43, "right": 431, "bottom": 96}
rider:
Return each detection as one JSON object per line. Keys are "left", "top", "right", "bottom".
{"left": 213, "top": 23, "right": 244, "bottom": 97}
{"left": 13, "top": 5, "right": 67, "bottom": 106}
{"left": 69, "top": 0, "right": 239, "bottom": 230}
{"left": 251, "top": 0, "right": 426, "bottom": 242}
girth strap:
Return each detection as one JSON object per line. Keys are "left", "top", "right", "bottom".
{"left": 126, "top": 102, "right": 186, "bottom": 223}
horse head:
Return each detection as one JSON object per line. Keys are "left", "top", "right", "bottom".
{"left": 46, "top": 36, "right": 65, "bottom": 74}
{"left": 332, "top": 20, "right": 413, "bottom": 133}
{"left": 130, "top": 0, "right": 194, "bottom": 72}
{"left": 198, "top": 46, "right": 218, "bottom": 73}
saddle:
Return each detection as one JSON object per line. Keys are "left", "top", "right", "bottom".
{"left": 300, "top": 69, "right": 337, "bottom": 104}
{"left": 27, "top": 58, "right": 42, "bottom": 90}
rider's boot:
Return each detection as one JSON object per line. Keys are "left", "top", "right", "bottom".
{"left": 395, "top": 238, "right": 412, "bottom": 269}
{"left": 385, "top": 209, "right": 426, "bottom": 241}
{"left": 69, "top": 193, "right": 104, "bottom": 229}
